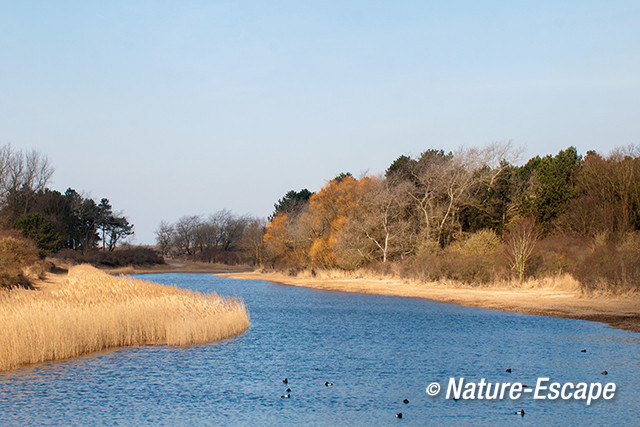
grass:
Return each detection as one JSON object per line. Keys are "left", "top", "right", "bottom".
{"left": 0, "top": 264, "right": 250, "bottom": 372}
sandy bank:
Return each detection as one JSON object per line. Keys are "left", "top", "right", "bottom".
{"left": 218, "top": 271, "right": 640, "bottom": 333}
{"left": 100, "top": 259, "right": 253, "bottom": 275}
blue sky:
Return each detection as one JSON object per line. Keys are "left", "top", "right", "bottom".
{"left": 1, "top": 1, "right": 639, "bottom": 244}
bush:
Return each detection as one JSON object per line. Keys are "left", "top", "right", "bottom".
{"left": 0, "top": 235, "right": 41, "bottom": 289}
{"left": 448, "top": 229, "right": 501, "bottom": 256}
{"left": 56, "top": 247, "right": 165, "bottom": 268}
{"left": 528, "top": 236, "right": 592, "bottom": 278}
{"left": 574, "top": 233, "right": 640, "bottom": 292}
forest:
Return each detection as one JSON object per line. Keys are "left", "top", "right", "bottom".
{"left": 258, "top": 143, "right": 640, "bottom": 292}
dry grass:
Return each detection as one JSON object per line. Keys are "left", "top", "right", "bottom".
{"left": 0, "top": 264, "right": 250, "bottom": 372}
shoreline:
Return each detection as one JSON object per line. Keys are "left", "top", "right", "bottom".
{"left": 218, "top": 271, "right": 640, "bottom": 333}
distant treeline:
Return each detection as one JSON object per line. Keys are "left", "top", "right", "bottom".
{"left": 155, "top": 210, "right": 265, "bottom": 265}
{"left": 261, "top": 143, "right": 640, "bottom": 291}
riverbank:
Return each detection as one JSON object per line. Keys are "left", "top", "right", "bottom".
{"left": 219, "top": 270, "right": 640, "bottom": 333}
{"left": 0, "top": 265, "right": 250, "bottom": 372}
{"left": 101, "top": 259, "right": 253, "bottom": 275}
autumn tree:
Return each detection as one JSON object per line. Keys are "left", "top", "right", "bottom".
{"left": 335, "top": 176, "right": 414, "bottom": 266}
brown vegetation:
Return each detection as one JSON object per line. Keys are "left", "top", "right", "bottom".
{"left": 220, "top": 269, "right": 640, "bottom": 332}
{"left": 0, "top": 265, "right": 249, "bottom": 372}
{"left": 261, "top": 144, "right": 640, "bottom": 294}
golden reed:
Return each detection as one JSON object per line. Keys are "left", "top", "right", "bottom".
{"left": 0, "top": 265, "right": 249, "bottom": 372}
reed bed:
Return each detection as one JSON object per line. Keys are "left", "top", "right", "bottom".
{"left": 0, "top": 265, "right": 250, "bottom": 372}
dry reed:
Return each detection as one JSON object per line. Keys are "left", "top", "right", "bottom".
{"left": 0, "top": 265, "right": 250, "bottom": 372}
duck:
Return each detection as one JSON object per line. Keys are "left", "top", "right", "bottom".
{"left": 325, "top": 381, "right": 334, "bottom": 386}
{"left": 396, "top": 412, "right": 403, "bottom": 418}
{"left": 286, "top": 388, "right": 291, "bottom": 392}
{"left": 281, "top": 393, "right": 290, "bottom": 399}
{"left": 515, "top": 409, "right": 525, "bottom": 416}
{"left": 580, "top": 349, "right": 587, "bottom": 353}
{"left": 403, "top": 398, "right": 409, "bottom": 404}
{"left": 505, "top": 368, "right": 512, "bottom": 373}
{"left": 602, "top": 370, "right": 608, "bottom": 375}
{"left": 283, "top": 378, "right": 288, "bottom": 384}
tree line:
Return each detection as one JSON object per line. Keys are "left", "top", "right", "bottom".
{"left": 0, "top": 143, "right": 134, "bottom": 255}
{"left": 261, "top": 143, "right": 640, "bottom": 291}
{"left": 155, "top": 210, "right": 265, "bottom": 265}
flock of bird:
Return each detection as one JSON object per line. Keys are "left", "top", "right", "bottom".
{"left": 278, "top": 349, "right": 609, "bottom": 420}
{"left": 279, "top": 377, "right": 410, "bottom": 420}
{"left": 506, "top": 347, "right": 609, "bottom": 418}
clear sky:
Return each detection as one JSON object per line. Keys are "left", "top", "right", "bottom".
{"left": 1, "top": 1, "right": 639, "bottom": 244}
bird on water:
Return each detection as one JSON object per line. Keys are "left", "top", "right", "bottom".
{"left": 396, "top": 412, "right": 403, "bottom": 418}
{"left": 283, "top": 378, "right": 288, "bottom": 384}
{"left": 515, "top": 409, "right": 525, "bottom": 416}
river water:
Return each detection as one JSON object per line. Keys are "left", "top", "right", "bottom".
{"left": 1, "top": 273, "right": 638, "bottom": 425}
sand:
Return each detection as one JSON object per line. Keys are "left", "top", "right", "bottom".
{"left": 218, "top": 271, "right": 640, "bottom": 333}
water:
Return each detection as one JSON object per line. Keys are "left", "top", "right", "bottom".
{"left": 1, "top": 273, "right": 638, "bottom": 425}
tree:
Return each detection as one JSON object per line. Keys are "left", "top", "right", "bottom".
{"left": 97, "top": 198, "right": 113, "bottom": 250}
{"left": 173, "top": 215, "right": 201, "bottom": 255}
{"left": 519, "top": 147, "right": 580, "bottom": 230}
{"left": 155, "top": 220, "right": 174, "bottom": 256}
{"left": 0, "top": 144, "right": 54, "bottom": 214}
{"left": 271, "top": 189, "right": 313, "bottom": 220}
{"left": 506, "top": 217, "right": 538, "bottom": 283}
{"left": 336, "top": 176, "right": 414, "bottom": 265}
{"left": 240, "top": 217, "right": 266, "bottom": 266}
{"left": 13, "top": 213, "right": 64, "bottom": 254}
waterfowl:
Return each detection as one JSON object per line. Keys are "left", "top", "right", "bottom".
{"left": 325, "top": 382, "right": 334, "bottom": 386}
{"left": 396, "top": 412, "right": 403, "bottom": 418}
{"left": 281, "top": 394, "right": 290, "bottom": 398}
{"left": 580, "top": 349, "right": 587, "bottom": 353}
{"left": 403, "top": 398, "right": 409, "bottom": 404}
{"left": 602, "top": 370, "right": 608, "bottom": 375}
{"left": 515, "top": 409, "right": 525, "bottom": 416}
{"left": 505, "top": 368, "right": 512, "bottom": 373}
{"left": 283, "top": 378, "right": 288, "bottom": 384}
{"left": 286, "top": 388, "right": 291, "bottom": 392}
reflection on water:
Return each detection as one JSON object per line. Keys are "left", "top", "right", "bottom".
{"left": 1, "top": 273, "right": 638, "bottom": 425}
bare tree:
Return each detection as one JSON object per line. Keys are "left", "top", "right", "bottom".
{"left": 408, "top": 142, "right": 519, "bottom": 247}
{"left": 240, "top": 217, "right": 266, "bottom": 266}
{"left": 172, "top": 215, "right": 201, "bottom": 255}
{"left": 0, "top": 144, "right": 54, "bottom": 198}
{"left": 506, "top": 217, "right": 538, "bottom": 283}
{"left": 155, "top": 220, "right": 175, "bottom": 256}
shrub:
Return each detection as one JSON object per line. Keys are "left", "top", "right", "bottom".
{"left": 574, "top": 232, "right": 640, "bottom": 292}
{"left": 0, "top": 235, "right": 41, "bottom": 289}
{"left": 448, "top": 229, "right": 501, "bottom": 256}
{"left": 55, "top": 247, "right": 165, "bottom": 268}
{"left": 528, "top": 236, "right": 592, "bottom": 278}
